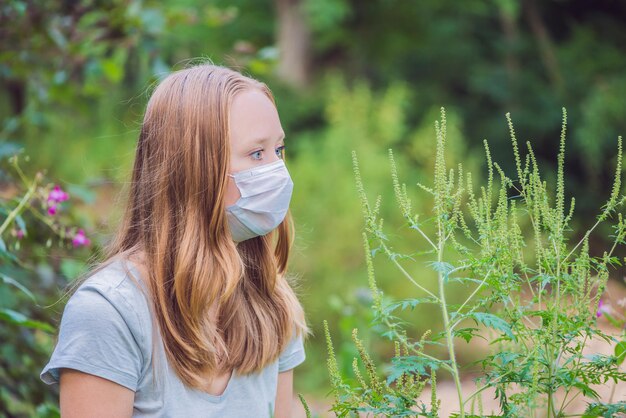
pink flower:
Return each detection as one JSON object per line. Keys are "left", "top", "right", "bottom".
{"left": 47, "top": 185, "right": 69, "bottom": 203}
{"left": 16, "top": 229, "right": 24, "bottom": 239}
{"left": 47, "top": 204, "right": 57, "bottom": 216}
{"left": 72, "top": 229, "right": 91, "bottom": 247}
{"left": 597, "top": 299, "right": 612, "bottom": 318}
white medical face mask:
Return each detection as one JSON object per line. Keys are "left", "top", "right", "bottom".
{"left": 225, "top": 159, "right": 293, "bottom": 243}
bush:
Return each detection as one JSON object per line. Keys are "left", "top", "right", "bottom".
{"left": 0, "top": 149, "right": 93, "bottom": 417}
{"left": 318, "top": 108, "right": 626, "bottom": 417}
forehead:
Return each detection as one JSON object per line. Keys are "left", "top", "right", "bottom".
{"left": 229, "top": 89, "right": 284, "bottom": 148}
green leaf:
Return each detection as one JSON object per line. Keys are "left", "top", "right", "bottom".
{"left": 603, "top": 311, "right": 622, "bottom": 328}
{"left": 451, "top": 415, "right": 503, "bottom": 418}
{"left": 0, "top": 141, "right": 22, "bottom": 158}
{"left": 0, "top": 243, "right": 18, "bottom": 262}
{"left": 66, "top": 184, "right": 97, "bottom": 204}
{"left": 447, "top": 276, "right": 484, "bottom": 285}
{"left": 582, "top": 404, "right": 603, "bottom": 417}
{"left": 573, "top": 381, "right": 600, "bottom": 400}
{"left": 537, "top": 273, "right": 553, "bottom": 290}
{"left": 615, "top": 340, "right": 626, "bottom": 365}
{"left": 0, "top": 308, "right": 55, "bottom": 332}
{"left": 101, "top": 58, "right": 123, "bottom": 83}
{"left": 1, "top": 273, "right": 35, "bottom": 301}
{"left": 386, "top": 355, "right": 443, "bottom": 384}
{"left": 469, "top": 312, "right": 516, "bottom": 341}
{"left": 453, "top": 327, "right": 481, "bottom": 343}
{"left": 384, "top": 297, "right": 437, "bottom": 313}
{"left": 491, "top": 351, "right": 522, "bottom": 366}
{"left": 427, "top": 261, "right": 455, "bottom": 275}
{"left": 583, "top": 401, "right": 626, "bottom": 418}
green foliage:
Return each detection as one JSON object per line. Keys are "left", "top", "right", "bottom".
{"left": 583, "top": 401, "right": 626, "bottom": 418}
{"left": 4, "top": 1, "right": 626, "bottom": 413}
{"left": 0, "top": 151, "right": 93, "bottom": 416}
{"left": 325, "top": 108, "right": 626, "bottom": 417}
{"left": 288, "top": 75, "right": 481, "bottom": 394}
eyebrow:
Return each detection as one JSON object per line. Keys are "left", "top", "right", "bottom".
{"left": 251, "top": 133, "right": 286, "bottom": 145}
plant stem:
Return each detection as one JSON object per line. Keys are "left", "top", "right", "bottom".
{"left": 379, "top": 240, "right": 440, "bottom": 301}
{"left": 451, "top": 268, "right": 493, "bottom": 328}
{"left": 545, "top": 341, "right": 559, "bottom": 418}
{"left": 379, "top": 316, "right": 456, "bottom": 374}
{"left": 437, "top": 240, "right": 464, "bottom": 416}
{"left": 409, "top": 218, "right": 438, "bottom": 251}
{"left": 550, "top": 213, "right": 566, "bottom": 418}
{"left": 463, "top": 351, "right": 535, "bottom": 407}
{"left": 557, "top": 331, "right": 589, "bottom": 413}
{"left": 0, "top": 177, "right": 37, "bottom": 236}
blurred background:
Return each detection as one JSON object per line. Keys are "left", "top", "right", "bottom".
{"left": 1, "top": 0, "right": 626, "bottom": 416}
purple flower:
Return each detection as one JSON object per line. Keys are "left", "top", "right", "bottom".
{"left": 16, "top": 229, "right": 24, "bottom": 239}
{"left": 47, "top": 204, "right": 57, "bottom": 216}
{"left": 597, "top": 299, "right": 612, "bottom": 318}
{"left": 72, "top": 229, "right": 91, "bottom": 247}
{"left": 47, "top": 185, "right": 69, "bottom": 203}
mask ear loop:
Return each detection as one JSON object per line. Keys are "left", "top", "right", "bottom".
{"left": 225, "top": 173, "right": 242, "bottom": 209}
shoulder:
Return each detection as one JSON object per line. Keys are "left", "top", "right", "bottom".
{"left": 278, "top": 327, "right": 307, "bottom": 373}
{"left": 40, "top": 259, "right": 152, "bottom": 391}
{"left": 74, "top": 259, "right": 150, "bottom": 317}
{"left": 65, "top": 260, "right": 151, "bottom": 339}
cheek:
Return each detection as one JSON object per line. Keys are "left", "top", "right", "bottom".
{"left": 224, "top": 177, "right": 241, "bottom": 207}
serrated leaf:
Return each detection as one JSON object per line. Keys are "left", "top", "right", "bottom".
{"left": 451, "top": 415, "right": 503, "bottom": 418}
{"left": 447, "top": 276, "right": 483, "bottom": 285}
{"left": 468, "top": 312, "right": 515, "bottom": 341}
{"left": 454, "top": 327, "right": 481, "bottom": 343}
{"left": 426, "top": 261, "right": 455, "bottom": 275}
{"left": 573, "top": 381, "right": 600, "bottom": 400}
{"left": 491, "top": 351, "right": 522, "bottom": 366}
{"left": 583, "top": 401, "right": 626, "bottom": 418}
{"left": 534, "top": 273, "right": 553, "bottom": 291}
{"left": 384, "top": 297, "right": 437, "bottom": 314}
{"left": 386, "top": 355, "right": 442, "bottom": 384}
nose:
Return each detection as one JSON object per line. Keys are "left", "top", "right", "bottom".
{"left": 265, "top": 153, "right": 281, "bottom": 166}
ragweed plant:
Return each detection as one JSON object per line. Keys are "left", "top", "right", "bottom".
{"left": 323, "top": 108, "right": 626, "bottom": 417}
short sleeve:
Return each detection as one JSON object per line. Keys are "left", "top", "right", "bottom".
{"left": 40, "top": 282, "right": 144, "bottom": 391}
{"left": 278, "top": 330, "right": 306, "bottom": 372}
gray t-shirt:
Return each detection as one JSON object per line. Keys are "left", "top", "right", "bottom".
{"left": 40, "top": 259, "right": 306, "bottom": 417}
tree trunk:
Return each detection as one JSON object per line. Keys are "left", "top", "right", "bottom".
{"left": 274, "top": 0, "right": 312, "bottom": 89}
{"left": 4, "top": 79, "right": 26, "bottom": 115}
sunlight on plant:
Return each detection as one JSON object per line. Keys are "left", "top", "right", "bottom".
{"left": 320, "top": 108, "right": 626, "bottom": 417}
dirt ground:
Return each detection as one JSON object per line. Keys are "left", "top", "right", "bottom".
{"left": 292, "top": 280, "right": 626, "bottom": 417}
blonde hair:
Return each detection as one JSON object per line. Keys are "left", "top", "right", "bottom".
{"left": 76, "top": 62, "right": 308, "bottom": 389}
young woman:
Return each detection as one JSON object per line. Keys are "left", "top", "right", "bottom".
{"left": 40, "top": 63, "right": 309, "bottom": 417}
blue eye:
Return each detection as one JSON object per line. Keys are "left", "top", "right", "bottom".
{"left": 276, "top": 146, "right": 285, "bottom": 159}
{"left": 251, "top": 150, "right": 263, "bottom": 160}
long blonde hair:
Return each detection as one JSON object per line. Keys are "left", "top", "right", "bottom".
{"left": 78, "top": 63, "right": 308, "bottom": 388}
